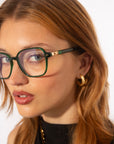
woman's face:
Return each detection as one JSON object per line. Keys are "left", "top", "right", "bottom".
{"left": 0, "top": 19, "right": 84, "bottom": 123}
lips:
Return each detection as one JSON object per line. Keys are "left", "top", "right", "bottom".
{"left": 13, "top": 91, "right": 34, "bottom": 105}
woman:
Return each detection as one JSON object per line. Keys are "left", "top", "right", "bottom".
{"left": 0, "top": 0, "right": 113, "bottom": 144}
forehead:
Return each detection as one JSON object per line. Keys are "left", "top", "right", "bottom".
{"left": 0, "top": 19, "right": 70, "bottom": 54}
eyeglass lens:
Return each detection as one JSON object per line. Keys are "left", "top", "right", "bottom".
{"left": 0, "top": 54, "right": 11, "bottom": 78}
{"left": 0, "top": 48, "right": 47, "bottom": 79}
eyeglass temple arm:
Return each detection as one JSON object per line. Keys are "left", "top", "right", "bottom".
{"left": 46, "top": 46, "right": 85, "bottom": 57}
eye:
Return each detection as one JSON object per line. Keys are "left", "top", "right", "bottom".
{"left": 0, "top": 56, "right": 10, "bottom": 64}
{"left": 27, "top": 54, "right": 44, "bottom": 63}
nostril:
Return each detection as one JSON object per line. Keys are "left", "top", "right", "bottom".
{"left": 7, "top": 74, "right": 29, "bottom": 86}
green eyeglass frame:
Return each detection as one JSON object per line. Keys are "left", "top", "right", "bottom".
{"left": 0, "top": 46, "right": 85, "bottom": 79}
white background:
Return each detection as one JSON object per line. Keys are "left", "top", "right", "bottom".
{"left": 0, "top": 0, "right": 114, "bottom": 144}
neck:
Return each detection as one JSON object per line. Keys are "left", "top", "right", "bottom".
{"left": 41, "top": 102, "right": 79, "bottom": 125}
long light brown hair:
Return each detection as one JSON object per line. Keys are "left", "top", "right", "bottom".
{"left": 0, "top": 0, "right": 114, "bottom": 144}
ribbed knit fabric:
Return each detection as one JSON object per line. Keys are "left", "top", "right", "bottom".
{"left": 35, "top": 117, "right": 76, "bottom": 144}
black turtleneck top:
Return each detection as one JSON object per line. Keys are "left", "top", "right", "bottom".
{"left": 35, "top": 117, "right": 76, "bottom": 144}
{"left": 35, "top": 117, "right": 114, "bottom": 144}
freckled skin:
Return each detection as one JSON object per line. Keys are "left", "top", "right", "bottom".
{"left": 0, "top": 19, "right": 83, "bottom": 124}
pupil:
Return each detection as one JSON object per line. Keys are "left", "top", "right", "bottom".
{"left": 35, "top": 55, "right": 40, "bottom": 60}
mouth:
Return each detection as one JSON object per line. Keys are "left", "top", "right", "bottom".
{"left": 17, "top": 95, "right": 28, "bottom": 98}
{"left": 13, "top": 91, "right": 34, "bottom": 105}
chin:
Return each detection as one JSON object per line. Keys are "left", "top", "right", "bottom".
{"left": 15, "top": 102, "right": 53, "bottom": 118}
{"left": 16, "top": 105, "right": 41, "bottom": 118}
{"left": 18, "top": 110, "right": 41, "bottom": 118}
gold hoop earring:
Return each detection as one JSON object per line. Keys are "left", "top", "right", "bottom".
{"left": 77, "top": 75, "right": 87, "bottom": 86}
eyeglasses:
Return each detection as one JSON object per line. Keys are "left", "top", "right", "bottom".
{"left": 0, "top": 46, "right": 85, "bottom": 79}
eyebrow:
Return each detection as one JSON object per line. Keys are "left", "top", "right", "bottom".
{"left": 0, "top": 43, "right": 55, "bottom": 53}
{"left": 0, "top": 48, "right": 6, "bottom": 52}
{"left": 24, "top": 43, "right": 55, "bottom": 51}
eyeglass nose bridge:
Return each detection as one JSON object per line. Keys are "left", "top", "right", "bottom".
{"left": 10, "top": 56, "right": 20, "bottom": 66}
{"left": 11, "top": 57, "right": 17, "bottom": 61}
{"left": 9, "top": 56, "right": 24, "bottom": 77}
{"left": 9, "top": 56, "right": 31, "bottom": 78}
{"left": 10, "top": 56, "right": 19, "bottom": 67}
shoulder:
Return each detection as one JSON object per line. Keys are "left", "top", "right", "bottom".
{"left": 7, "top": 126, "right": 20, "bottom": 144}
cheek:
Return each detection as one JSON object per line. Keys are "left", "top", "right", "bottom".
{"left": 29, "top": 58, "right": 66, "bottom": 97}
{"left": 30, "top": 74, "right": 65, "bottom": 97}
{"left": 30, "top": 60, "right": 77, "bottom": 103}
{"left": 3, "top": 80, "right": 11, "bottom": 92}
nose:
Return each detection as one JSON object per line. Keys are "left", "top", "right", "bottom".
{"left": 6, "top": 61, "right": 29, "bottom": 86}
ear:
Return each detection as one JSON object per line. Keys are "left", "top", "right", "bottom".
{"left": 77, "top": 53, "right": 93, "bottom": 78}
